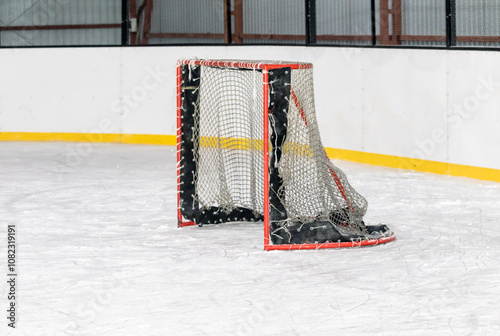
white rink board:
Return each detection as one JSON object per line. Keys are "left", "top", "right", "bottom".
{"left": 0, "top": 48, "right": 123, "bottom": 134}
{"left": 1, "top": 46, "right": 500, "bottom": 170}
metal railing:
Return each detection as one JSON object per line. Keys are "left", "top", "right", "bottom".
{"left": 0, "top": 0, "right": 499, "bottom": 49}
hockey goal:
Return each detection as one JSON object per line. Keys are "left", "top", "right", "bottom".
{"left": 176, "top": 59, "right": 395, "bottom": 250}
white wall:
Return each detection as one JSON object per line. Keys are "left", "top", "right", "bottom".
{"left": 1, "top": 46, "right": 499, "bottom": 170}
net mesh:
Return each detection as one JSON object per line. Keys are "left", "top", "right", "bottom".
{"left": 195, "top": 66, "right": 265, "bottom": 215}
{"left": 182, "top": 60, "right": 376, "bottom": 243}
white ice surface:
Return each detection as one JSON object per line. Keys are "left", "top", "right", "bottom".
{"left": 1, "top": 142, "right": 500, "bottom": 336}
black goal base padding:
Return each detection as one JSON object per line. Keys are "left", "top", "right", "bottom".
{"left": 182, "top": 205, "right": 391, "bottom": 245}
{"left": 183, "top": 206, "right": 264, "bottom": 226}
{"left": 270, "top": 221, "right": 391, "bottom": 245}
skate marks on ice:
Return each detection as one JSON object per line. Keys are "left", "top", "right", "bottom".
{"left": 0, "top": 142, "right": 499, "bottom": 335}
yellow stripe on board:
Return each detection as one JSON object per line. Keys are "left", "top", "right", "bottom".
{"left": 0, "top": 132, "right": 177, "bottom": 146}
{"left": 198, "top": 136, "right": 311, "bottom": 156}
{"left": 324, "top": 147, "right": 500, "bottom": 183}
{"left": 199, "top": 136, "right": 264, "bottom": 151}
{"left": 1, "top": 132, "right": 499, "bottom": 182}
